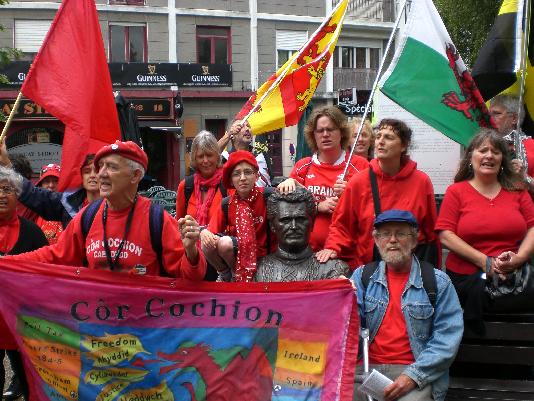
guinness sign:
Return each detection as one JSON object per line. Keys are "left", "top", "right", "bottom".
{"left": 179, "top": 64, "right": 232, "bottom": 87}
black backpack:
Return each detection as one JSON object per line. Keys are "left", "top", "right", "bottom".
{"left": 80, "top": 199, "right": 166, "bottom": 276}
{"left": 361, "top": 259, "right": 437, "bottom": 307}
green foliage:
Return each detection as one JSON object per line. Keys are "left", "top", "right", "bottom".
{"left": 434, "top": 0, "right": 500, "bottom": 67}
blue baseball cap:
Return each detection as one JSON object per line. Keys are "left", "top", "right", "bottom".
{"left": 374, "top": 209, "right": 418, "bottom": 229}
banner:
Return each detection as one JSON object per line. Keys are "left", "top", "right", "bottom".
{"left": 0, "top": 261, "right": 358, "bottom": 401}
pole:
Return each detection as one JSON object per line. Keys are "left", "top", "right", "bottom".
{"left": 341, "top": 0, "right": 409, "bottom": 180}
{"left": 0, "top": 92, "right": 23, "bottom": 144}
{"left": 515, "top": 0, "right": 531, "bottom": 168}
{"left": 241, "top": 0, "right": 348, "bottom": 125}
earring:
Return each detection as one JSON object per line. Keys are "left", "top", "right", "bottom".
{"left": 469, "top": 163, "right": 473, "bottom": 170}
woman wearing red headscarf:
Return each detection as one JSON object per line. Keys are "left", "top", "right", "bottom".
{"left": 201, "top": 150, "right": 273, "bottom": 282}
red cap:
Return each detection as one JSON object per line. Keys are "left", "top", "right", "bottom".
{"left": 36, "top": 164, "right": 61, "bottom": 187}
{"left": 222, "top": 150, "right": 258, "bottom": 189}
{"left": 94, "top": 141, "right": 148, "bottom": 171}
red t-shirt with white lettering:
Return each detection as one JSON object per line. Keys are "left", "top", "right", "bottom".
{"left": 290, "top": 151, "right": 368, "bottom": 251}
{"left": 10, "top": 196, "right": 205, "bottom": 279}
{"left": 369, "top": 268, "right": 414, "bottom": 365}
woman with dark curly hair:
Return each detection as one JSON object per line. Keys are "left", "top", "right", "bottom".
{"left": 436, "top": 128, "right": 534, "bottom": 331}
{"left": 278, "top": 105, "right": 369, "bottom": 251}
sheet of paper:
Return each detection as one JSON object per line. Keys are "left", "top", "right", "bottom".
{"left": 359, "top": 369, "right": 394, "bottom": 401}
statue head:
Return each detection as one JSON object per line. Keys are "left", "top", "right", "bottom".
{"left": 267, "top": 187, "right": 316, "bottom": 253}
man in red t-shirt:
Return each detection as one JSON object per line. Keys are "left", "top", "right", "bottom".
{"left": 9, "top": 141, "right": 206, "bottom": 279}
{"left": 352, "top": 210, "right": 463, "bottom": 401}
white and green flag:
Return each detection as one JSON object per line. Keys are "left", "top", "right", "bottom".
{"left": 378, "top": 0, "right": 492, "bottom": 146}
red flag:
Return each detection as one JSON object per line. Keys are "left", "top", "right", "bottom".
{"left": 21, "top": 0, "right": 120, "bottom": 191}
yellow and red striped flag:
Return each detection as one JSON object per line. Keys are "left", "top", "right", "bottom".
{"left": 236, "top": 0, "right": 348, "bottom": 135}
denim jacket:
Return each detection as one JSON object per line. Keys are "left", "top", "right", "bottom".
{"left": 352, "top": 257, "right": 463, "bottom": 401}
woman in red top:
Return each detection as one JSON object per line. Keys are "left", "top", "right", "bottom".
{"left": 278, "top": 106, "right": 369, "bottom": 251}
{"left": 176, "top": 131, "right": 224, "bottom": 280}
{"left": 318, "top": 119, "right": 438, "bottom": 268}
{"left": 201, "top": 151, "right": 270, "bottom": 282}
{"left": 436, "top": 129, "right": 534, "bottom": 331}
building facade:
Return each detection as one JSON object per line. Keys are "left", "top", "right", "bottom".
{"left": 0, "top": 0, "right": 395, "bottom": 187}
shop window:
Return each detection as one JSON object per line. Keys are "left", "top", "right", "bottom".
{"left": 196, "top": 27, "right": 231, "bottom": 64}
{"left": 109, "top": 24, "right": 147, "bottom": 62}
{"left": 369, "top": 48, "right": 380, "bottom": 69}
{"left": 356, "top": 47, "right": 367, "bottom": 69}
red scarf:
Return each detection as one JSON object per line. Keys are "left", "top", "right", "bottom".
{"left": 0, "top": 213, "right": 20, "bottom": 254}
{"left": 232, "top": 187, "right": 260, "bottom": 282}
{"left": 194, "top": 168, "right": 223, "bottom": 226}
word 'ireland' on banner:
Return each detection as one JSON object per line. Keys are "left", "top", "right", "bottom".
{"left": 0, "top": 260, "right": 358, "bottom": 401}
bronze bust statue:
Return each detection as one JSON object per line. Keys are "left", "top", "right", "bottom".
{"left": 254, "top": 187, "right": 349, "bottom": 282}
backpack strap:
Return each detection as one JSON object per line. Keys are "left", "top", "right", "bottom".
{"left": 362, "top": 260, "right": 437, "bottom": 308}
{"left": 80, "top": 199, "right": 104, "bottom": 267}
{"left": 221, "top": 196, "right": 231, "bottom": 226}
{"left": 369, "top": 168, "right": 381, "bottom": 216}
{"left": 219, "top": 182, "right": 228, "bottom": 198}
{"left": 81, "top": 199, "right": 104, "bottom": 239}
{"left": 184, "top": 175, "right": 195, "bottom": 208}
{"left": 362, "top": 261, "right": 379, "bottom": 291}
{"left": 149, "top": 202, "right": 165, "bottom": 276}
{"left": 419, "top": 260, "right": 437, "bottom": 308}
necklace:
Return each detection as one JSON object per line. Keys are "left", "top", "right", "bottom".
{"left": 102, "top": 195, "right": 138, "bottom": 270}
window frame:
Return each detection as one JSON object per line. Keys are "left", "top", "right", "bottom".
{"left": 196, "top": 26, "right": 231, "bottom": 65}
{"left": 108, "top": 23, "right": 148, "bottom": 63}
{"left": 108, "top": 0, "right": 145, "bottom": 5}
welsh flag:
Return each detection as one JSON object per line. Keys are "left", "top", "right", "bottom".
{"left": 236, "top": 0, "right": 348, "bottom": 135}
{"left": 378, "top": 0, "right": 492, "bottom": 146}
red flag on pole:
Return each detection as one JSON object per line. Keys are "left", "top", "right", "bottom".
{"left": 21, "top": 0, "right": 120, "bottom": 191}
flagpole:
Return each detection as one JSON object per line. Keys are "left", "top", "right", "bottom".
{"left": 0, "top": 92, "right": 23, "bottom": 144}
{"left": 517, "top": 0, "right": 530, "bottom": 128}
{"left": 341, "top": 0, "right": 409, "bottom": 180}
{"left": 241, "top": 0, "right": 348, "bottom": 124}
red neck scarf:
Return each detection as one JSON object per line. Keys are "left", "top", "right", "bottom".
{"left": 194, "top": 168, "right": 223, "bottom": 226}
{"left": 232, "top": 187, "right": 260, "bottom": 282}
{"left": 0, "top": 213, "right": 20, "bottom": 255}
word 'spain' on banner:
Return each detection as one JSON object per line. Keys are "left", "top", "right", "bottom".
{"left": 0, "top": 261, "right": 358, "bottom": 401}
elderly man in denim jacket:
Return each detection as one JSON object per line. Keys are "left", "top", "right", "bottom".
{"left": 352, "top": 210, "right": 463, "bottom": 401}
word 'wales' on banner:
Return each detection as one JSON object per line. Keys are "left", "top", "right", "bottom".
{"left": 0, "top": 260, "right": 358, "bottom": 401}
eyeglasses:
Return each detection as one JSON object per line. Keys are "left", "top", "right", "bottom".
{"left": 489, "top": 110, "right": 514, "bottom": 118}
{"left": 231, "top": 169, "right": 256, "bottom": 179}
{"left": 314, "top": 127, "right": 339, "bottom": 134}
{"left": 0, "top": 186, "right": 15, "bottom": 195}
{"left": 374, "top": 231, "right": 414, "bottom": 240}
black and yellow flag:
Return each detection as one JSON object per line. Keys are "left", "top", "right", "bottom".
{"left": 472, "top": 0, "right": 534, "bottom": 132}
